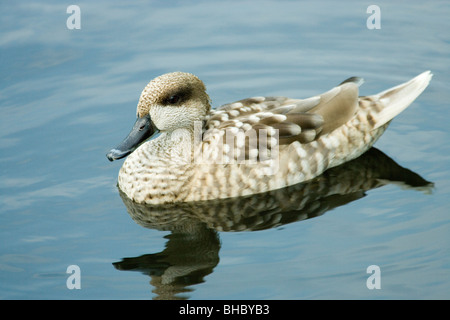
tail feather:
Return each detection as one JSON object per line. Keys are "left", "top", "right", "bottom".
{"left": 372, "top": 71, "right": 432, "bottom": 129}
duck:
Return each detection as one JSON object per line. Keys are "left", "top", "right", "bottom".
{"left": 107, "top": 71, "right": 432, "bottom": 205}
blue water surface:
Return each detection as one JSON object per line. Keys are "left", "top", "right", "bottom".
{"left": 1, "top": 0, "right": 449, "bottom": 299}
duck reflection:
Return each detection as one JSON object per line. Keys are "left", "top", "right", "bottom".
{"left": 112, "top": 148, "right": 433, "bottom": 299}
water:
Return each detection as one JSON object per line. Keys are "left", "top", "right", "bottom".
{"left": 1, "top": 0, "right": 449, "bottom": 300}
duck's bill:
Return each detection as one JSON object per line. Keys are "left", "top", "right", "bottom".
{"left": 106, "top": 114, "right": 158, "bottom": 161}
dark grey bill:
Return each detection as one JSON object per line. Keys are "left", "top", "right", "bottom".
{"left": 106, "top": 114, "right": 158, "bottom": 161}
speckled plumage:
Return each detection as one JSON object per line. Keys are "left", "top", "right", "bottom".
{"left": 119, "top": 148, "right": 433, "bottom": 233}
{"left": 111, "top": 71, "right": 432, "bottom": 204}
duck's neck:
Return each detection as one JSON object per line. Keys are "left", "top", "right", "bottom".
{"left": 153, "top": 127, "right": 196, "bottom": 162}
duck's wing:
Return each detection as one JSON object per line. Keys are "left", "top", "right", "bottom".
{"left": 202, "top": 79, "right": 361, "bottom": 161}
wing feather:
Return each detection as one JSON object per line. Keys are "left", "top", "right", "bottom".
{"left": 202, "top": 80, "right": 359, "bottom": 162}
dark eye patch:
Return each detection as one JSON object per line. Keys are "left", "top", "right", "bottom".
{"left": 161, "top": 86, "right": 192, "bottom": 106}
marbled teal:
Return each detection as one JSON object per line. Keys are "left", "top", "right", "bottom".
{"left": 107, "top": 71, "right": 432, "bottom": 204}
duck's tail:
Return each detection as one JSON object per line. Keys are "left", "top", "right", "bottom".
{"left": 372, "top": 71, "right": 432, "bottom": 129}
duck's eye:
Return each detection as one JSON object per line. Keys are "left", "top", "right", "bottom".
{"left": 167, "top": 94, "right": 181, "bottom": 105}
{"left": 162, "top": 87, "right": 191, "bottom": 105}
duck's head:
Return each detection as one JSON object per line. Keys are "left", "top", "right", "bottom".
{"left": 106, "top": 72, "right": 211, "bottom": 161}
